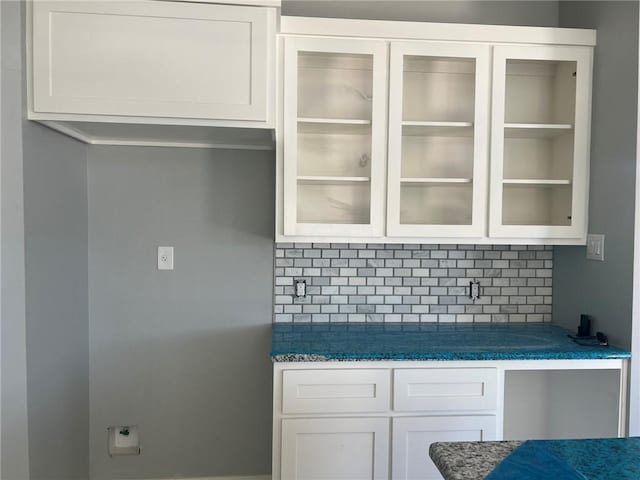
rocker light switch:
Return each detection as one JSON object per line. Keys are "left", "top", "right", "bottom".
{"left": 586, "top": 234, "right": 605, "bottom": 261}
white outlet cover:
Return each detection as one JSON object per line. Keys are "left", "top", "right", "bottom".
{"left": 158, "top": 246, "right": 174, "bottom": 270}
{"left": 586, "top": 234, "right": 605, "bottom": 261}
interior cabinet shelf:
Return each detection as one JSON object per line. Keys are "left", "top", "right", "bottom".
{"left": 298, "top": 117, "right": 371, "bottom": 125}
{"left": 402, "top": 121, "right": 474, "bottom": 137}
{"left": 503, "top": 179, "right": 572, "bottom": 185}
{"left": 402, "top": 121, "right": 473, "bottom": 127}
{"left": 297, "top": 176, "right": 371, "bottom": 184}
{"left": 401, "top": 177, "right": 473, "bottom": 184}
{"left": 504, "top": 123, "right": 574, "bottom": 138}
{"left": 297, "top": 118, "right": 372, "bottom": 135}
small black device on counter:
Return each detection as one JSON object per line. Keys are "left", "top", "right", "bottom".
{"left": 567, "top": 314, "right": 609, "bottom": 347}
{"left": 568, "top": 314, "right": 594, "bottom": 339}
{"left": 577, "top": 314, "right": 592, "bottom": 337}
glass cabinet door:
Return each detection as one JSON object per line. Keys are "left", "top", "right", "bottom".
{"left": 489, "top": 45, "right": 592, "bottom": 239}
{"left": 386, "top": 42, "right": 491, "bottom": 238}
{"left": 282, "top": 37, "right": 387, "bottom": 237}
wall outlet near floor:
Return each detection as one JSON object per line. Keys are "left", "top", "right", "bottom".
{"left": 158, "top": 246, "right": 174, "bottom": 270}
{"left": 586, "top": 234, "right": 605, "bottom": 261}
{"left": 108, "top": 425, "right": 140, "bottom": 456}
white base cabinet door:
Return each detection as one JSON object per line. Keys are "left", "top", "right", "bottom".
{"left": 281, "top": 417, "right": 390, "bottom": 480}
{"left": 31, "top": 0, "right": 274, "bottom": 122}
{"left": 392, "top": 416, "right": 498, "bottom": 480}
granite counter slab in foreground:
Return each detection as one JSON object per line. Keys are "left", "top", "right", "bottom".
{"left": 430, "top": 438, "right": 640, "bottom": 480}
{"left": 270, "top": 323, "right": 631, "bottom": 362}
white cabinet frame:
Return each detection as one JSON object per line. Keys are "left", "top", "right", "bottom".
{"left": 489, "top": 45, "right": 593, "bottom": 239}
{"left": 276, "top": 18, "right": 596, "bottom": 245}
{"left": 387, "top": 42, "right": 491, "bottom": 238}
{"left": 282, "top": 36, "right": 388, "bottom": 237}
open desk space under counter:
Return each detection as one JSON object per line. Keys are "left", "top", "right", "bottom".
{"left": 270, "top": 323, "right": 630, "bottom": 480}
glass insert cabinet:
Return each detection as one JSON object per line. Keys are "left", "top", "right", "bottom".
{"left": 490, "top": 45, "right": 592, "bottom": 239}
{"left": 280, "top": 36, "right": 592, "bottom": 242}
{"left": 282, "top": 37, "right": 388, "bottom": 237}
{"left": 386, "top": 42, "right": 490, "bottom": 238}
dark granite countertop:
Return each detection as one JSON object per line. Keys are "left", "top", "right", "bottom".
{"left": 430, "top": 438, "right": 640, "bottom": 480}
{"left": 429, "top": 440, "right": 521, "bottom": 480}
{"left": 271, "top": 322, "right": 631, "bottom": 362}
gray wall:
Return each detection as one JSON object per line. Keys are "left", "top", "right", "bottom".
{"left": 554, "top": 2, "right": 639, "bottom": 349}
{"left": 87, "top": 146, "right": 275, "bottom": 479}
{"left": 282, "top": 0, "right": 559, "bottom": 26}
{"left": 1, "top": 1, "right": 30, "bottom": 477}
{"left": 23, "top": 120, "right": 89, "bottom": 480}
{"left": 2, "top": 1, "right": 90, "bottom": 479}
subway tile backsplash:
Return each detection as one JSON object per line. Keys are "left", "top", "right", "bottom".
{"left": 273, "top": 244, "right": 552, "bottom": 324}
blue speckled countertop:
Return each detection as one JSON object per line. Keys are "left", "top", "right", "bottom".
{"left": 270, "top": 322, "right": 631, "bottom": 362}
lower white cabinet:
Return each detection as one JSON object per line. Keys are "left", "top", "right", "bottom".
{"left": 281, "top": 417, "right": 390, "bottom": 480}
{"left": 392, "top": 416, "right": 497, "bottom": 480}
{"left": 273, "top": 361, "right": 627, "bottom": 480}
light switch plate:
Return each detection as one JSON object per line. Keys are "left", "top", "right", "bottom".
{"left": 158, "top": 246, "right": 174, "bottom": 270}
{"left": 586, "top": 234, "right": 605, "bottom": 261}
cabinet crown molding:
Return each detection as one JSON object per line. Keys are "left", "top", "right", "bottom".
{"left": 280, "top": 16, "right": 596, "bottom": 46}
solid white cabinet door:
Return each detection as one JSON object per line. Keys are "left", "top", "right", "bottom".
{"left": 31, "top": 1, "right": 274, "bottom": 122}
{"left": 281, "top": 417, "right": 390, "bottom": 480}
{"left": 282, "top": 36, "right": 388, "bottom": 237}
{"left": 489, "top": 45, "right": 592, "bottom": 239}
{"left": 387, "top": 42, "right": 491, "bottom": 238}
{"left": 392, "top": 416, "right": 497, "bottom": 480}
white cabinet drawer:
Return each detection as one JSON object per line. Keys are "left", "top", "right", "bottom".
{"left": 394, "top": 368, "right": 498, "bottom": 412}
{"left": 282, "top": 369, "right": 391, "bottom": 414}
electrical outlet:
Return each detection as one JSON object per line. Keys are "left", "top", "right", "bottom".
{"left": 158, "top": 246, "right": 174, "bottom": 270}
{"left": 469, "top": 280, "right": 480, "bottom": 301}
{"left": 586, "top": 234, "right": 605, "bottom": 261}
{"left": 295, "top": 279, "right": 306, "bottom": 298}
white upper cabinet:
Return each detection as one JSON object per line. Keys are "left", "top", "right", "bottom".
{"left": 489, "top": 45, "right": 593, "bottom": 239}
{"left": 282, "top": 36, "right": 388, "bottom": 237}
{"left": 387, "top": 42, "right": 490, "bottom": 238}
{"left": 276, "top": 18, "right": 595, "bottom": 244}
{"left": 29, "top": 0, "right": 275, "bottom": 127}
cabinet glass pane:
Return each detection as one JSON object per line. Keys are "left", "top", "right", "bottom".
{"left": 297, "top": 51, "right": 373, "bottom": 120}
{"left": 400, "top": 183, "right": 473, "bottom": 225}
{"left": 399, "top": 56, "right": 476, "bottom": 226}
{"left": 502, "top": 184, "right": 572, "bottom": 226}
{"left": 402, "top": 56, "right": 476, "bottom": 122}
{"left": 502, "top": 59, "right": 576, "bottom": 226}
{"left": 297, "top": 181, "right": 371, "bottom": 224}
{"left": 295, "top": 50, "right": 374, "bottom": 225}
{"left": 505, "top": 60, "right": 576, "bottom": 124}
